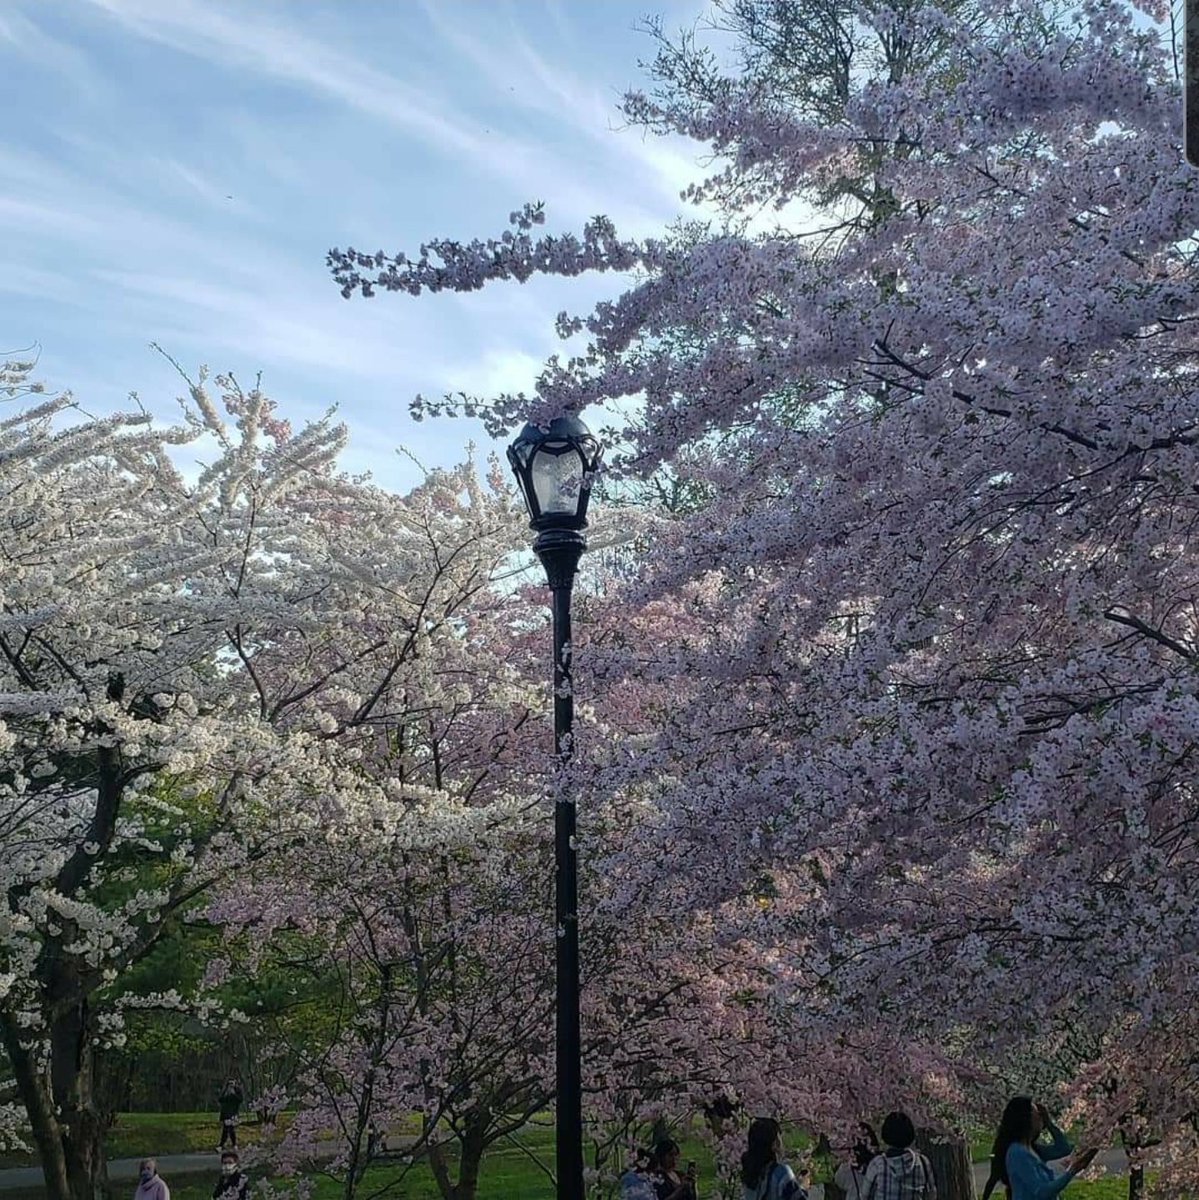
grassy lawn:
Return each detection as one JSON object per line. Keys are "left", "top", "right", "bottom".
{"left": 0, "top": 1175, "right": 1137, "bottom": 1200}
{"left": 0, "top": 1111, "right": 1002, "bottom": 1171}
{"left": 154, "top": 1161, "right": 1136, "bottom": 1200}
{"left": 155, "top": 1127, "right": 722, "bottom": 1200}
{"left": 0, "top": 1112, "right": 281, "bottom": 1170}
{"left": 0, "top": 1114, "right": 1133, "bottom": 1199}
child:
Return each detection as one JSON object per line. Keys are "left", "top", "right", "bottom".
{"left": 862, "top": 1113, "right": 936, "bottom": 1200}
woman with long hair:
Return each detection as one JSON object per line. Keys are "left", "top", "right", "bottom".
{"left": 740, "top": 1118, "right": 809, "bottom": 1200}
{"left": 991, "top": 1097, "right": 1098, "bottom": 1200}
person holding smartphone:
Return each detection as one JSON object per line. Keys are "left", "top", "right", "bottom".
{"left": 621, "top": 1148, "right": 658, "bottom": 1200}
{"left": 991, "top": 1097, "right": 1098, "bottom": 1200}
{"left": 985, "top": 1101, "right": 1073, "bottom": 1199}
{"left": 834, "top": 1123, "right": 881, "bottom": 1200}
{"left": 649, "top": 1138, "right": 698, "bottom": 1200}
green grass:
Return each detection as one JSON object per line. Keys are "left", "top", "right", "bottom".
{"left": 159, "top": 1128, "right": 722, "bottom": 1200}
{"left": 0, "top": 1114, "right": 1135, "bottom": 1200}
{"left": 0, "top": 1112, "right": 281, "bottom": 1170}
{"left": 142, "top": 1160, "right": 1141, "bottom": 1200}
{"left": 1066, "top": 1179, "right": 1132, "bottom": 1200}
{"left": 0, "top": 1174, "right": 1140, "bottom": 1200}
{"left": 108, "top": 1112, "right": 242, "bottom": 1159}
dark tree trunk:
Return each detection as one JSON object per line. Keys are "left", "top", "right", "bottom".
{"left": 1128, "top": 1164, "right": 1145, "bottom": 1200}
{"left": 4, "top": 737, "right": 125, "bottom": 1200}
{"left": 424, "top": 1109, "right": 490, "bottom": 1200}
{"left": 4, "top": 972, "right": 111, "bottom": 1200}
{"left": 452, "top": 1106, "right": 490, "bottom": 1200}
{"left": 49, "top": 992, "right": 110, "bottom": 1200}
{"left": 3, "top": 1015, "right": 73, "bottom": 1200}
{"left": 916, "top": 1128, "right": 976, "bottom": 1200}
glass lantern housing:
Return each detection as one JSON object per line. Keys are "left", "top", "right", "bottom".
{"left": 506, "top": 415, "right": 603, "bottom": 533}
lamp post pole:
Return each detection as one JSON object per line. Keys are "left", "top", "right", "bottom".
{"left": 506, "top": 415, "right": 601, "bottom": 1200}
{"left": 534, "top": 527, "right": 586, "bottom": 1200}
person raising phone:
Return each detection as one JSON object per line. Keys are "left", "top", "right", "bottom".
{"left": 649, "top": 1139, "right": 698, "bottom": 1200}
{"left": 992, "top": 1097, "right": 1098, "bottom": 1200}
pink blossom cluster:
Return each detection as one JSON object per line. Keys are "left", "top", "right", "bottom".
{"left": 331, "top": 0, "right": 1199, "bottom": 1187}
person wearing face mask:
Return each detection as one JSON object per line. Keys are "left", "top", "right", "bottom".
{"left": 134, "top": 1159, "right": 169, "bottom": 1200}
{"left": 213, "top": 1150, "right": 250, "bottom": 1200}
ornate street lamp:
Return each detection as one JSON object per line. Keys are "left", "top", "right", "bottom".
{"left": 507, "top": 414, "right": 602, "bottom": 1200}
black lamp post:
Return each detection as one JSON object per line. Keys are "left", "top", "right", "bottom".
{"left": 507, "top": 414, "right": 603, "bottom": 1200}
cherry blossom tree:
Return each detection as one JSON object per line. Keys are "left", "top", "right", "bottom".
{"left": 216, "top": 537, "right": 772, "bottom": 1200}
{"left": 330, "top": 0, "right": 1199, "bottom": 1190}
{"left": 0, "top": 356, "right": 523, "bottom": 1200}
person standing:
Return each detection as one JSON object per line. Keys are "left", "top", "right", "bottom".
{"left": 134, "top": 1159, "right": 169, "bottom": 1200}
{"left": 740, "top": 1118, "right": 809, "bottom": 1200}
{"left": 218, "top": 1076, "right": 243, "bottom": 1151}
{"left": 213, "top": 1151, "right": 250, "bottom": 1200}
{"left": 983, "top": 1101, "right": 1072, "bottom": 1200}
{"left": 992, "top": 1096, "right": 1098, "bottom": 1200}
{"left": 861, "top": 1112, "right": 936, "bottom": 1200}
{"left": 620, "top": 1148, "right": 657, "bottom": 1200}
{"left": 834, "top": 1124, "right": 881, "bottom": 1200}
{"left": 649, "top": 1138, "right": 698, "bottom": 1200}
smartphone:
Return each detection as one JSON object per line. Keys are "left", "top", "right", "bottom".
{"left": 686, "top": 1160, "right": 696, "bottom": 1174}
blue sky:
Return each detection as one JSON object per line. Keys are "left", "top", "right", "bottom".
{"left": 0, "top": 0, "right": 710, "bottom": 489}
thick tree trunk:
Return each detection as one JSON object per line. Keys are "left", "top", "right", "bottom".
{"left": 3, "top": 991, "right": 110, "bottom": 1200}
{"left": 452, "top": 1107, "right": 489, "bottom": 1200}
{"left": 424, "top": 1109, "right": 490, "bottom": 1200}
{"left": 3, "top": 1015, "right": 74, "bottom": 1200}
{"left": 50, "top": 994, "right": 110, "bottom": 1200}
{"left": 916, "top": 1129, "right": 976, "bottom": 1200}
{"left": 427, "top": 1141, "right": 456, "bottom": 1200}
{"left": 1128, "top": 1164, "right": 1145, "bottom": 1200}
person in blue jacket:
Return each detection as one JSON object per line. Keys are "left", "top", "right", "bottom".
{"left": 990, "top": 1097, "right": 1098, "bottom": 1200}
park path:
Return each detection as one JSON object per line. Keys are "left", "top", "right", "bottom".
{"left": 0, "top": 1146, "right": 1130, "bottom": 1193}
{"left": 0, "top": 1151, "right": 220, "bottom": 1191}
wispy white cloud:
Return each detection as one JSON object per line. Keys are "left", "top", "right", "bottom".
{"left": 80, "top": 0, "right": 604, "bottom": 220}
{"left": 0, "top": 195, "right": 102, "bottom": 236}
{"left": 414, "top": 0, "right": 707, "bottom": 223}
{"left": 83, "top": 0, "right": 708, "bottom": 236}
{"left": 157, "top": 159, "right": 253, "bottom": 214}
{"left": 2, "top": 0, "right": 716, "bottom": 490}
{"left": 83, "top": 0, "right": 485, "bottom": 149}
{"left": 0, "top": 6, "right": 107, "bottom": 99}
{"left": 443, "top": 347, "right": 546, "bottom": 400}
